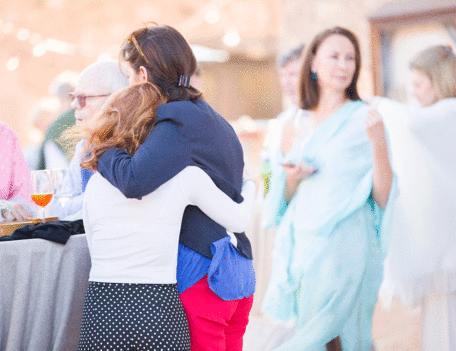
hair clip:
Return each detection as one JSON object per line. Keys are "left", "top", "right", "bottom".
{"left": 130, "top": 36, "right": 150, "bottom": 64}
{"left": 178, "top": 75, "right": 190, "bottom": 88}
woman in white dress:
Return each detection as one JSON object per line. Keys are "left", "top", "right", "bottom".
{"left": 378, "top": 45, "right": 456, "bottom": 351}
{"left": 76, "top": 82, "right": 257, "bottom": 351}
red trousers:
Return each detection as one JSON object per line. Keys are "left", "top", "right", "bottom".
{"left": 179, "top": 276, "right": 254, "bottom": 351}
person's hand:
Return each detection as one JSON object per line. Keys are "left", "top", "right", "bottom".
{"left": 362, "top": 95, "right": 381, "bottom": 106}
{"left": 365, "top": 109, "right": 387, "bottom": 148}
{"left": 361, "top": 95, "right": 375, "bottom": 104}
{"left": 282, "top": 161, "right": 317, "bottom": 202}
{"left": 2, "top": 202, "right": 32, "bottom": 222}
{"left": 283, "top": 161, "right": 317, "bottom": 187}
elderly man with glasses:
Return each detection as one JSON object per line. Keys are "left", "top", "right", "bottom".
{"left": 51, "top": 61, "right": 128, "bottom": 220}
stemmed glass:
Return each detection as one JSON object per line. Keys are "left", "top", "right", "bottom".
{"left": 30, "top": 170, "right": 54, "bottom": 223}
{"left": 51, "top": 168, "right": 72, "bottom": 208}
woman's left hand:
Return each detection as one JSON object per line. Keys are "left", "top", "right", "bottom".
{"left": 364, "top": 109, "right": 387, "bottom": 148}
{"left": 282, "top": 161, "right": 317, "bottom": 202}
{"left": 282, "top": 161, "right": 317, "bottom": 185}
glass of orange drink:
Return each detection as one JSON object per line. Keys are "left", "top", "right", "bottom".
{"left": 30, "top": 170, "right": 54, "bottom": 223}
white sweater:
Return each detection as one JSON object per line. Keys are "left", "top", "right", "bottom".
{"left": 377, "top": 98, "right": 456, "bottom": 306}
{"left": 83, "top": 166, "right": 256, "bottom": 284}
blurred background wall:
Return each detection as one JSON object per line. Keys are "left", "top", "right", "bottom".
{"left": 0, "top": 0, "right": 283, "bottom": 146}
{"left": 0, "top": 0, "right": 455, "bottom": 147}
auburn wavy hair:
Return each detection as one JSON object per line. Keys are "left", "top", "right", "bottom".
{"left": 80, "top": 82, "right": 167, "bottom": 171}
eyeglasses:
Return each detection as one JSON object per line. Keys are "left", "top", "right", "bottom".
{"left": 69, "top": 92, "right": 111, "bottom": 109}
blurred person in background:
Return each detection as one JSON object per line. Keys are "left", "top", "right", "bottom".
{"left": 0, "top": 123, "right": 35, "bottom": 222}
{"left": 36, "top": 70, "right": 79, "bottom": 170}
{"left": 51, "top": 61, "right": 128, "bottom": 220}
{"left": 378, "top": 45, "right": 456, "bottom": 351}
{"left": 261, "top": 27, "right": 393, "bottom": 351}
{"left": 22, "top": 98, "right": 60, "bottom": 170}
{"left": 278, "top": 43, "right": 306, "bottom": 110}
{"left": 261, "top": 43, "right": 305, "bottom": 196}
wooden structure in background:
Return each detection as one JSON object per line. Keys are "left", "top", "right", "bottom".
{"left": 369, "top": 0, "right": 456, "bottom": 96}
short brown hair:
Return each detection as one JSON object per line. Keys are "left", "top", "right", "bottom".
{"left": 409, "top": 45, "right": 456, "bottom": 100}
{"left": 121, "top": 24, "right": 202, "bottom": 102}
{"left": 299, "top": 27, "right": 361, "bottom": 110}
{"left": 81, "top": 82, "right": 167, "bottom": 171}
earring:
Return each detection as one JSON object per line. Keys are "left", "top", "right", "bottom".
{"left": 311, "top": 71, "right": 318, "bottom": 80}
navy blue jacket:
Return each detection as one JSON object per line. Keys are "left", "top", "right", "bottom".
{"left": 97, "top": 98, "right": 253, "bottom": 260}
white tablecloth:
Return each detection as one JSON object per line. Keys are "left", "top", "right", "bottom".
{"left": 0, "top": 234, "right": 90, "bottom": 351}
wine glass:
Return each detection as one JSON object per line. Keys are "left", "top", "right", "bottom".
{"left": 30, "top": 170, "right": 54, "bottom": 223}
{"left": 51, "top": 168, "right": 72, "bottom": 208}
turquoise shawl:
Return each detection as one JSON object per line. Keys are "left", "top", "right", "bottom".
{"left": 262, "top": 101, "right": 391, "bottom": 351}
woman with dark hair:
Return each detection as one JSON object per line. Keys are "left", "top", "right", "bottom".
{"left": 261, "top": 27, "right": 393, "bottom": 350}
{"left": 120, "top": 25, "right": 202, "bottom": 102}
{"left": 95, "top": 24, "right": 256, "bottom": 351}
{"left": 77, "top": 82, "right": 256, "bottom": 351}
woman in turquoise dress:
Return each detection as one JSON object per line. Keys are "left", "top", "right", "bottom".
{"left": 261, "top": 27, "right": 393, "bottom": 351}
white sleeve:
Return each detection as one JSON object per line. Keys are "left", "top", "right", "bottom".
{"left": 178, "top": 166, "right": 256, "bottom": 233}
{"left": 59, "top": 194, "right": 84, "bottom": 220}
{"left": 43, "top": 141, "right": 70, "bottom": 169}
{"left": 82, "top": 184, "right": 93, "bottom": 256}
{"left": 50, "top": 141, "right": 85, "bottom": 219}
{"left": 66, "top": 140, "right": 85, "bottom": 196}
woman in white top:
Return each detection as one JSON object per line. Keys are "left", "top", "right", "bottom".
{"left": 378, "top": 45, "right": 456, "bottom": 351}
{"left": 76, "top": 82, "right": 256, "bottom": 351}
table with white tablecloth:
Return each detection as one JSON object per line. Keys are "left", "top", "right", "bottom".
{"left": 0, "top": 234, "right": 90, "bottom": 351}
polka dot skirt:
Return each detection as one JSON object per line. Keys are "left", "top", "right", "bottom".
{"left": 77, "top": 282, "right": 191, "bottom": 351}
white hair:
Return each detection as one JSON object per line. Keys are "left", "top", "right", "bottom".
{"left": 78, "top": 61, "right": 129, "bottom": 94}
